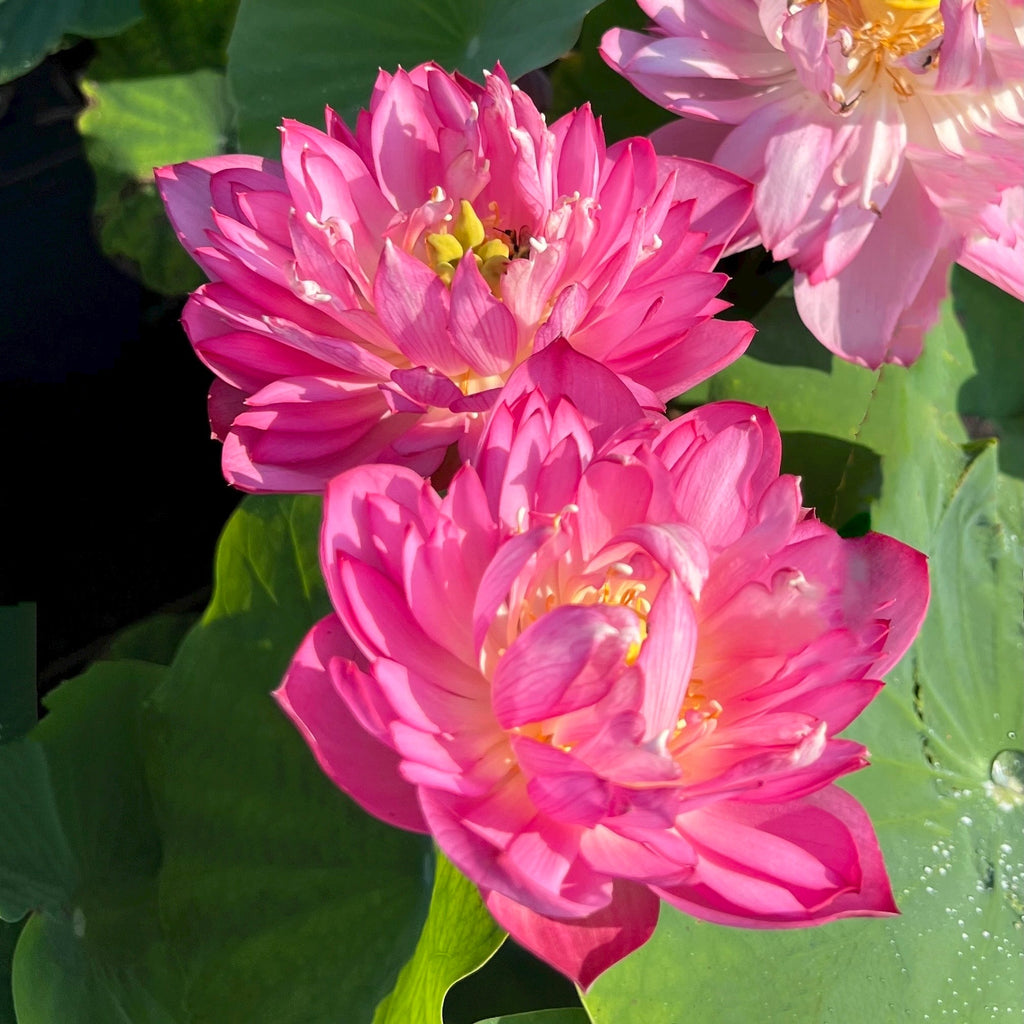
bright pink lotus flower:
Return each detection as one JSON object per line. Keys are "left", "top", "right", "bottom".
{"left": 602, "top": 0, "right": 1024, "bottom": 367}
{"left": 156, "top": 63, "right": 755, "bottom": 493}
{"left": 276, "top": 342, "right": 928, "bottom": 988}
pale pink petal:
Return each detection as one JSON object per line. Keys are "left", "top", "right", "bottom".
{"left": 794, "top": 169, "right": 949, "bottom": 367}
{"left": 958, "top": 185, "right": 1024, "bottom": 299}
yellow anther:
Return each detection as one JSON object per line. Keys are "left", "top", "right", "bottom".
{"left": 476, "top": 238, "right": 511, "bottom": 263}
{"left": 426, "top": 232, "right": 464, "bottom": 268}
{"left": 454, "top": 199, "right": 486, "bottom": 251}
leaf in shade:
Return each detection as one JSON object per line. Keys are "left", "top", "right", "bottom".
{"left": 144, "top": 494, "right": 434, "bottom": 1023}
{"left": 227, "top": 0, "right": 598, "bottom": 155}
{"left": 0, "top": 0, "right": 140, "bottom": 83}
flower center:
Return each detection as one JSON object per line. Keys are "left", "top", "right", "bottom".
{"left": 426, "top": 199, "right": 513, "bottom": 297}
{"left": 667, "top": 683, "right": 723, "bottom": 755}
{"left": 571, "top": 566, "right": 652, "bottom": 665}
{"left": 823, "top": 0, "right": 945, "bottom": 103}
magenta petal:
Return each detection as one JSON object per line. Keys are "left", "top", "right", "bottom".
{"left": 274, "top": 616, "right": 428, "bottom": 832}
{"left": 628, "top": 316, "right": 755, "bottom": 400}
{"left": 666, "top": 156, "right": 756, "bottom": 255}
{"left": 484, "top": 880, "right": 660, "bottom": 990}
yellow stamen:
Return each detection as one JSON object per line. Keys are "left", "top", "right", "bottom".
{"left": 453, "top": 199, "right": 486, "bottom": 251}
{"left": 424, "top": 199, "right": 512, "bottom": 297}
{"left": 476, "top": 238, "right": 512, "bottom": 263}
{"left": 426, "top": 232, "right": 464, "bottom": 267}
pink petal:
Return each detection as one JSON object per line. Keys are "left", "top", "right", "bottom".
{"left": 155, "top": 155, "right": 280, "bottom": 262}
{"left": 496, "top": 340, "right": 650, "bottom": 450}
{"left": 484, "top": 880, "right": 660, "bottom": 990}
{"left": 663, "top": 156, "right": 756, "bottom": 255}
{"left": 449, "top": 253, "right": 519, "bottom": 375}
{"left": 274, "top": 616, "right": 427, "bottom": 832}
{"left": 935, "top": 0, "right": 986, "bottom": 91}
{"left": 624, "top": 316, "right": 755, "bottom": 400}
{"left": 389, "top": 365, "right": 463, "bottom": 409}
{"left": 843, "top": 533, "right": 930, "bottom": 675}
{"left": 374, "top": 242, "right": 461, "bottom": 372}
{"left": 659, "top": 786, "right": 898, "bottom": 926}
{"left": 756, "top": 107, "right": 837, "bottom": 253}
{"left": 957, "top": 186, "right": 1024, "bottom": 300}
{"left": 492, "top": 604, "right": 644, "bottom": 728}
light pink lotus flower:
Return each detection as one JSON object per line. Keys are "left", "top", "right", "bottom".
{"left": 275, "top": 342, "right": 929, "bottom": 988}
{"left": 601, "top": 0, "right": 1024, "bottom": 367}
{"left": 156, "top": 63, "right": 755, "bottom": 493}
{"left": 960, "top": 183, "right": 1024, "bottom": 297}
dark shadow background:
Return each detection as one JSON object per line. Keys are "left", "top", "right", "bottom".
{"left": 0, "top": 44, "right": 240, "bottom": 695}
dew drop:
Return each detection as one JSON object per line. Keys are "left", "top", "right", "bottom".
{"left": 990, "top": 749, "right": 1024, "bottom": 792}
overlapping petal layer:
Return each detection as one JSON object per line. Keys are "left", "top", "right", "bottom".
{"left": 276, "top": 343, "right": 929, "bottom": 986}
{"left": 157, "top": 63, "right": 755, "bottom": 492}
{"left": 602, "top": 0, "right": 1024, "bottom": 366}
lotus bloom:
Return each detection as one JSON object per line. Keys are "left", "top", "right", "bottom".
{"left": 601, "top": 0, "right": 1024, "bottom": 367}
{"left": 156, "top": 63, "right": 755, "bottom": 493}
{"left": 275, "top": 342, "right": 929, "bottom": 987}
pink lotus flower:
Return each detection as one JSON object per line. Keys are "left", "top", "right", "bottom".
{"left": 275, "top": 342, "right": 929, "bottom": 988}
{"left": 156, "top": 63, "right": 755, "bottom": 493}
{"left": 601, "top": 0, "right": 1024, "bottom": 367}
